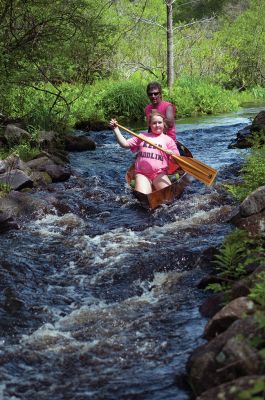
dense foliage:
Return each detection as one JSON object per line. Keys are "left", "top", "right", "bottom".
{"left": 0, "top": 0, "right": 115, "bottom": 128}
{"left": 0, "top": 0, "right": 264, "bottom": 129}
{"left": 225, "top": 134, "right": 265, "bottom": 200}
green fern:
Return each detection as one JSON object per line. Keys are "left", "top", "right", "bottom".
{"left": 214, "top": 242, "right": 247, "bottom": 279}
{"left": 249, "top": 273, "right": 265, "bottom": 307}
{"left": 213, "top": 229, "right": 264, "bottom": 280}
{"left": 205, "top": 282, "right": 229, "bottom": 293}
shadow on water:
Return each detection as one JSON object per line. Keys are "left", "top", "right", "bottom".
{"left": 0, "top": 105, "right": 264, "bottom": 399}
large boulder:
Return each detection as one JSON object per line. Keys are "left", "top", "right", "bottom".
{"left": 203, "top": 297, "right": 255, "bottom": 340}
{"left": 0, "top": 169, "right": 33, "bottom": 190}
{"left": 74, "top": 120, "right": 108, "bottom": 132}
{"left": 0, "top": 124, "right": 31, "bottom": 147}
{"left": 0, "top": 191, "right": 53, "bottom": 218}
{"left": 229, "top": 111, "right": 265, "bottom": 149}
{"left": 37, "top": 130, "right": 64, "bottom": 151}
{"left": 230, "top": 185, "right": 265, "bottom": 235}
{"left": 187, "top": 317, "right": 265, "bottom": 395}
{"left": 26, "top": 155, "right": 71, "bottom": 182}
{"left": 251, "top": 110, "right": 265, "bottom": 132}
{"left": 65, "top": 135, "right": 96, "bottom": 151}
{"left": 0, "top": 154, "right": 28, "bottom": 174}
{"left": 240, "top": 185, "right": 265, "bottom": 217}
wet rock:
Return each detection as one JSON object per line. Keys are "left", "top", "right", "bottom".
{"left": 230, "top": 264, "right": 265, "bottom": 299}
{"left": 0, "top": 169, "right": 33, "bottom": 190}
{"left": 65, "top": 135, "right": 96, "bottom": 151}
{"left": 0, "top": 115, "right": 25, "bottom": 129}
{"left": 1, "top": 124, "right": 31, "bottom": 147}
{"left": 41, "top": 150, "right": 70, "bottom": 164}
{"left": 0, "top": 191, "right": 53, "bottom": 219}
{"left": 199, "top": 292, "right": 226, "bottom": 318}
{"left": 228, "top": 126, "right": 253, "bottom": 149}
{"left": 231, "top": 209, "right": 265, "bottom": 236}
{"left": 1, "top": 154, "right": 28, "bottom": 172}
{"left": 37, "top": 130, "right": 64, "bottom": 151}
{"left": 228, "top": 111, "right": 265, "bottom": 149}
{"left": 230, "top": 185, "right": 265, "bottom": 236}
{"left": 29, "top": 171, "right": 53, "bottom": 187}
{"left": 197, "top": 274, "right": 228, "bottom": 290}
{"left": 203, "top": 297, "right": 255, "bottom": 340}
{"left": 26, "top": 155, "right": 71, "bottom": 182}
{"left": 251, "top": 110, "right": 265, "bottom": 132}
{"left": 74, "top": 120, "right": 108, "bottom": 132}
{"left": 196, "top": 375, "right": 265, "bottom": 400}
{"left": 3, "top": 288, "right": 24, "bottom": 314}
{"left": 0, "top": 211, "right": 18, "bottom": 233}
{"left": 240, "top": 185, "right": 265, "bottom": 217}
{"left": 187, "top": 317, "right": 264, "bottom": 395}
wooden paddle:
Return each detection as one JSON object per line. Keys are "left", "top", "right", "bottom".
{"left": 116, "top": 123, "right": 218, "bottom": 186}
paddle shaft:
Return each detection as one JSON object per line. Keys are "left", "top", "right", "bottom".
{"left": 116, "top": 123, "right": 217, "bottom": 185}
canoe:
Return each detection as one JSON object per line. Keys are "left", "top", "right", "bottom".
{"left": 125, "top": 142, "right": 192, "bottom": 209}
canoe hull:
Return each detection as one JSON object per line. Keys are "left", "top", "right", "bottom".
{"left": 125, "top": 142, "right": 192, "bottom": 209}
{"left": 132, "top": 173, "right": 189, "bottom": 209}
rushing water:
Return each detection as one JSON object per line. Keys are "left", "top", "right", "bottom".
{"left": 0, "top": 106, "right": 262, "bottom": 400}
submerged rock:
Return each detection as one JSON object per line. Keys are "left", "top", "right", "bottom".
{"left": 0, "top": 210, "right": 18, "bottom": 233}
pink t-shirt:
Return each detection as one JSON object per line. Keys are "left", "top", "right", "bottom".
{"left": 144, "top": 101, "right": 176, "bottom": 141}
{"left": 126, "top": 132, "right": 179, "bottom": 177}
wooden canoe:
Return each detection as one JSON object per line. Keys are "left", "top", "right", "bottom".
{"left": 125, "top": 142, "right": 192, "bottom": 210}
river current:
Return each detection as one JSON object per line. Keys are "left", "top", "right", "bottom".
{"left": 0, "top": 106, "right": 261, "bottom": 399}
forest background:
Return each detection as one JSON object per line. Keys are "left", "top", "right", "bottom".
{"left": 0, "top": 0, "right": 264, "bottom": 132}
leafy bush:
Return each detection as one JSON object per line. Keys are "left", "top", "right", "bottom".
{"left": 95, "top": 80, "right": 147, "bottom": 120}
{"left": 225, "top": 144, "right": 265, "bottom": 201}
{"left": 2, "top": 78, "right": 265, "bottom": 131}
{"left": 12, "top": 143, "right": 41, "bottom": 162}
{"left": 164, "top": 75, "right": 239, "bottom": 116}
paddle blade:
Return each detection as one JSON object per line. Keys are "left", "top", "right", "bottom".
{"left": 172, "top": 155, "right": 218, "bottom": 186}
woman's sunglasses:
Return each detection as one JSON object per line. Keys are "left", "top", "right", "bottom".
{"left": 148, "top": 91, "right": 160, "bottom": 97}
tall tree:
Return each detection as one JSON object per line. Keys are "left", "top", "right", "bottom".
{"left": 0, "top": 0, "right": 115, "bottom": 89}
{"left": 166, "top": 0, "right": 174, "bottom": 90}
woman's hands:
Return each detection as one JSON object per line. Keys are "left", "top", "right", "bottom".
{"left": 109, "top": 118, "right": 118, "bottom": 129}
{"left": 109, "top": 119, "right": 130, "bottom": 149}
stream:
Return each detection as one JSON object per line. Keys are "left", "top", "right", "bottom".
{"left": 0, "top": 105, "right": 262, "bottom": 400}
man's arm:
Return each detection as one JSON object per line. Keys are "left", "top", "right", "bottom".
{"left": 165, "top": 105, "right": 175, "bottom": 128}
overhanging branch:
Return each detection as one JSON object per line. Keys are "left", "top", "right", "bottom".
{"left": 173, "top": 16, "right": 215, "bottom": 31}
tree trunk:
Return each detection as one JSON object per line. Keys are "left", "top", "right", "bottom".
{"left": 166, "top": 0, "right": 174, "bottom": 91}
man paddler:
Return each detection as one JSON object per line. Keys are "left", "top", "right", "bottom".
{"left": 144, "top": 82, "right": 176, "bottom": 142}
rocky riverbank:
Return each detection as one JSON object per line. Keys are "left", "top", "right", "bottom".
{"left": 186, "top": 111, "right": 265, "bottom": 399}
{"left": 0, "top": 121, "right": 96, "bottom": 231}
{"left": 186, "top": 193, "right": 265, "bottom": 398}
